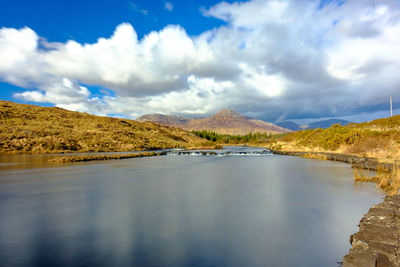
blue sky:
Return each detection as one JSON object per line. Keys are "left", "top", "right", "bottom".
{"left": 0, "top": 0, "right": 229, "bottom": 103}
{"left": 0, "top": 0, "right": 399, "bottom": 123}
{"left": 0, "top": 0, "right": 230, "bottom": 42}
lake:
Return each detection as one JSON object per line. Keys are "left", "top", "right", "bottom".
{"left": 0, "top": 147, "right": 382, "bottom": 267}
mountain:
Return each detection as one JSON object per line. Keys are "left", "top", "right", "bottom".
{"left": 276, "top": 121, "right": 302, "bottom": 131}
{"left": 137, "top": 114, "right": 190, "bottom": 126}
{"left": 302, "top": 119, "right": 351, "bottom": 129}
{"left": 0, "top": 101, "right": 211, "bottom": 154}
{"left": 137, "top": 108, "right": 291, "bottom": 135}
{"left": 277, "top": 119, "right": 352, "bottom": 131}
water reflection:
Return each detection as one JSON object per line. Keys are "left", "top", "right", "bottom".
{"left": 0, "top": 150, "right": 382, "bottom": 267}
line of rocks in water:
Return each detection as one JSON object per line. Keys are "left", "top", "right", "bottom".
{"left": 270, "top": 150, "right": 396, "bottom": 171}
{"left": 51, "top": 150, "right": 273, "bottom": 162}
{"left": 166, "top": 150, "right": 271, "bottom": 156}
{"left": 50, "top": 151, "right": 168, "bottom": 162}
{"left": 343, "top": 195, "right": 400, "bottom": 267}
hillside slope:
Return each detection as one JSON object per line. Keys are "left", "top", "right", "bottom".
{"left": 268, "top": 115, "right": 400, "bottom": 162}
{"left": 0, "top": 101, "right": 211, "bottom": 154}
{"left": 137, "top": 108, "right": 291, "bottom": 135}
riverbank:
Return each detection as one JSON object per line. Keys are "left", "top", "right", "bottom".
{"left": 343, "top": 195, "right": 400, "bottom": 267}
{"left": 270, "top": 150, "right": 396, "bottom": 171}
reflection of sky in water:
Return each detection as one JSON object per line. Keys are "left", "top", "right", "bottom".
{"left": 0, "top": 152, "right": 383, "bottom": 267}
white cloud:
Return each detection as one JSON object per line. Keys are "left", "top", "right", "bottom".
{"left": 1, "top": 0, "right": 400, "bottom": 122}
{"left": 165, "top": 2, "right": 174, "bottom": 12}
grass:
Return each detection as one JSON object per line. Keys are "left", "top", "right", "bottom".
{"left": 354, "top": 166, "right": 400, "bottom": 195}
{"left": 266, "top": 119, "right": 400, "bottom": 163}
{"left": 0, "top": 101, "right": 213, "bottom": 154}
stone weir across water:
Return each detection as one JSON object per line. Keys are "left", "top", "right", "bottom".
{"left": 166, "top": 150, "right": 272, "bottom": 156}
{"left": 51, "top": 149, "right": 273, "bottom": 163}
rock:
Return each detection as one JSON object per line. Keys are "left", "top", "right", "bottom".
{"left": 343, "top": 195, "right": 400, "bottom": 267}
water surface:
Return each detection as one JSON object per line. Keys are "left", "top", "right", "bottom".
{"left": 0, "top": 147, "right": 382, "bottom": 266}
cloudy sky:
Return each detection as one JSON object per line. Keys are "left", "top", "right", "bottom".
{"left": 0, "top": 0, "right": 399, "bottom": 123}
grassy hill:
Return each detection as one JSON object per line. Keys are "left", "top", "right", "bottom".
{"left": 0, "top": 101, "right": 212, "bottom": 154}
{"left": 267, "top": 115, "right": 400, "bottom": 163}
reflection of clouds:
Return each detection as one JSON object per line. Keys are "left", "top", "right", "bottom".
{"left": 0, "top": 154, "right": 383, "bottom": 266}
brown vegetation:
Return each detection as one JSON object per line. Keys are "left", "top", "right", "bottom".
{"left": 266, "top": 118, "right": 400, "bottom": 164}
{"left": 0, "top": 101, "right": 212, "bottom": 154}
{"left": 354, "top": 167, "right": 400, "bottom": 195}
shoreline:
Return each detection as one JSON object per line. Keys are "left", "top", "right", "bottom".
{"left": 343, "top": 195, "right": 400, "bottom": 266}
{"left": 270, "top": 150, "right": 396, "bottom": 171}
{"left": 269, "top": 149, "right": 399, "bottom": 266}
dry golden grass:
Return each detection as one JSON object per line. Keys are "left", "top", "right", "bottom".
{"left": 354, "top": 166, "right": 400, "bottom": 195}
{"left": 0, "top": 101, "right": 213, "bottom": 154}
{"left": 266, "top": 119, "right": 400, "bottom": 164}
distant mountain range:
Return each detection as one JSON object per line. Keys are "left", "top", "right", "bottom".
{"left": 276, "top": 119, "right": 352, "bottom": 131}
{"left": 137, "top": 108, "right": 291, "bottom": 135}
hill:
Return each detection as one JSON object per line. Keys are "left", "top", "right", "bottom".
{"left": 137, "top": 108, "right": 291, "bottom": 135}
{"left": 0, "top": 101, "right": 212, "bottom": 154}
{"left": 268, "top": 115, "right": 400, "bottom": 162}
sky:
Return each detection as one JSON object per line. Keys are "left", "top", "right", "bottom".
{"left": 0, "top": 0, "right": 399, "bottom": 123}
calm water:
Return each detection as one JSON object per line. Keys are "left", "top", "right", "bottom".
{"left": 0, "top": 147, "right": 382, "bottom": 267}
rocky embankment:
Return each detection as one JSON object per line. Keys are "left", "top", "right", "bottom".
{"left": 343, "top": 195, "right": 400, "bottom": 266}
{"left": 271, "top": 150, "right": 396, "bottom": 171}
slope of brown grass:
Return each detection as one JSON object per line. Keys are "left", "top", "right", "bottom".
{"left": 266, "top": 117, "right": 400, "bottom": 163}
{"left": 0, "top": 101, "right": 212, "bottom": 154}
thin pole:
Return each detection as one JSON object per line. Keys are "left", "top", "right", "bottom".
{"left": 390, "top": 96, "right": 393, "bottom": 117}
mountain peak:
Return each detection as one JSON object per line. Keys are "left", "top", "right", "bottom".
{"left": 214, "top": 108, "right": 243, "bottom": 119}
{"left": 137, "top": 108, "right": 291, "bottom": 135}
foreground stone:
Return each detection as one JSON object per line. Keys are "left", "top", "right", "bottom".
{"left": 343, "top": 195, "right": 400, "bottom": 267}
